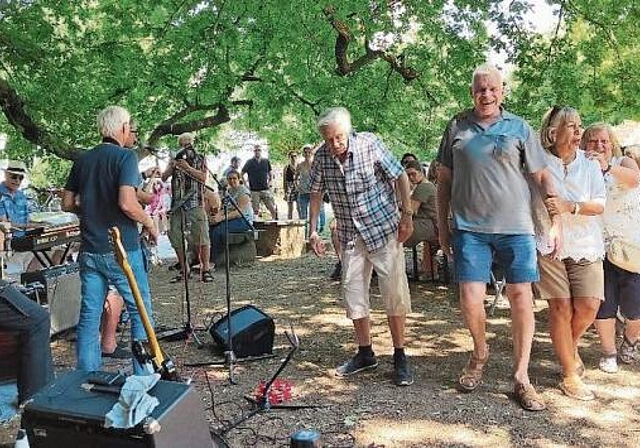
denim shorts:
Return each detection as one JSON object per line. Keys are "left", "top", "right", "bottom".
{"left": 452, "top": 230, "right": 539, "bottom": 284}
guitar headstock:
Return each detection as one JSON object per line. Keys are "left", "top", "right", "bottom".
{"left": 109, "top": 226, "right": 127, "bottom": 269}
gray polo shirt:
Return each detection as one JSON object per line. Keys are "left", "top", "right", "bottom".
{"left": 436, "top": 109, "right": 546, "bottom": 235}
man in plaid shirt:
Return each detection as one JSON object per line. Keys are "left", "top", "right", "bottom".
{"left": 308, "top": 107, "right": 415, "bottom": 386}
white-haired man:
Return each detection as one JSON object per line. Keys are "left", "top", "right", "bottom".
{"left": 162, "top": 132, "right": 212, "bottom": 282}
{"left": 436, "top": 64, "right": 560, "bottom": 411}
{"left": 62, "top": 105, "right": 158, "bottom": 375}
{"left": 308, "top": 107, "right": 415, "bottom": 386}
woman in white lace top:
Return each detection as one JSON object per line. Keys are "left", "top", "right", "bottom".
{"left": 583, "top": 124, "right": 640, "bottom": 374}
{"left": 532, "top": 106, "right": 606, "bottom": 401}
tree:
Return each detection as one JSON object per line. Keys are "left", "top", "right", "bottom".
{"left": 0, "top": 0, "right": 493, "bottom": 177}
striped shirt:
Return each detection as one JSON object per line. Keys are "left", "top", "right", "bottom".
{"left": 0, "top": 183, "right": 29, "bottom": 237}
{"left": 171, "top": 146, "right": 207, "bottom": 211}
{"left": 310, "top": 132, "right": 403, "bottom": 252}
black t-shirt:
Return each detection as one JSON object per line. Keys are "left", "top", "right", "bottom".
{"left": 242, "top": 158, "right": 272, "bottom": 191}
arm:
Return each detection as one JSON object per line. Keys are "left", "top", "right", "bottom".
{"left": 61, "top": 190, "right": 80, "bottom": 214}
{"left": 395, "top": 171, "right": 413, "bottom": 243}
{"left": 610, "top": 157, "right": 640, "bottom": 188}
{"left": 175, "top": 159, "right": 207, "bottom": 184}
{"left": 308, "top": 191, "right": 325, "bottom": 256}
{"left": 161, "top": 158, "right": 175, "bottom": 182}
{"left": 137, "top": 189, "right": 153, "bottom": 205}
{"left": 118, "top": 185, "right": 158, "bottom": 243}
{"left": 436, "top": 165, "right": 453, "bottom": 254}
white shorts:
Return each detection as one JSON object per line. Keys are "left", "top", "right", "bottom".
{"left": 341, "top": 235, "right": 411, "bottom": 319}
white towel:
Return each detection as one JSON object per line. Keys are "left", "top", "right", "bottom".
{"left": 104, "top": 373, "right": 161, "bottom": 429}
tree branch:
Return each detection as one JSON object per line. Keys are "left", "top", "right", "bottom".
{"left": 323, "top": 5, "right": 419, "bottom": 81}
{"left": 0, "top": 76, "right": 80, "bottom": 160}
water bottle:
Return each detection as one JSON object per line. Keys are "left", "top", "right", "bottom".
{"left": 15, "top": 429, "right": 29, "bottom": 448}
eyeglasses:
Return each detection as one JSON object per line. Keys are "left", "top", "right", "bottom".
{"left": 227, "top": 176, "right": 239, "bottom": 181}
{"left": 8, "top": 173, "right": 24, "bottom": 181}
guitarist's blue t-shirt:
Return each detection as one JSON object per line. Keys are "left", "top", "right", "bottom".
{"left": 65, "top": 142, "right": 141, "bottom": 253}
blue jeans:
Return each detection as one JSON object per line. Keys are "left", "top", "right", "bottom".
{"left": 451, "top": 230, "right": 539, "bottom": 284}
{"left": 77, "top": 249, "right": 154, "bottom": 375}
{"left": 209, "top": 218, "right": 252, "bottom": 261}
{"left": 298, "top": 193, "right": 325, "bottom": 234}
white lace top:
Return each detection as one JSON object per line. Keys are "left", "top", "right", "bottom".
{"left": 532, "top": 150, "right": 606, "bottom": 261}
{"left": 602, "top": 156, "right": 640, "bottom": 247}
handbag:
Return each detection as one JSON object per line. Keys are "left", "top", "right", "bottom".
{"left": 607, "top": 237, "right": 640, "bottom": 274}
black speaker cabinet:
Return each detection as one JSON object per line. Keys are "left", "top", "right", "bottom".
{"left": 21, "top": 263, "right": 82, "bottom": 335}
{"left": 22, "top": 370, "right": 216, "bottom": 448}
{"left": 210, "top": 305, "right": 275, "bottom": 358}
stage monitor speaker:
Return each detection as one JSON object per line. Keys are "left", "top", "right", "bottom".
{"left": 210, "top": 305, "right": 275, "bottom": 358}
{"left": 21, "top": 263, "right": 81, "bottom": 336}
{"left": 22, "top": 370, "right": 216, "bottom": 448}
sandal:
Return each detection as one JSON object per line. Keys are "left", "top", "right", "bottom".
{"left": 458, "top": 345, "right": 489, "bottom": 392}
{"left": 514, "top": 383, "right": 546, "bottom": 411}
{"left": 559, "top": 376, "right": 595, "bottom": 401}
{"left": 201, "top": 270, "right": 214, "bottom": 283}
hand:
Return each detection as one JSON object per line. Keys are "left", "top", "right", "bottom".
{"left": 397, "top": 214, "right": 413, "bottom": 244}
{"left": 144, "top": 167, "right": 160, "bottom": 179}
{"left": 438, "top": 227, "right": 453, "bottom": 256}
{"left": 547, "top": 218, "right": 563, "bottom": 258}
{"left": 309, "top": 232, "right": 326, "bottom": 257}
{"left": 175, "top": 159, "right": 190, "bottom": 172}
{"left": 544, "top": 197, "right": 572, "bottom": 216}
{"left": 144, "top": 225, "right": 159, "bottom": 245}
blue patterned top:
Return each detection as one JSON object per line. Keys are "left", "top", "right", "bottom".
{"left": 310, "top": 132, "right": 403, "bottom": 252}
{"left": 0, "top": 182, "right": 29, "bottom": 237}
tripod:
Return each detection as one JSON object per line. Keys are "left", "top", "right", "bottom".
{"left": 215, "top": 329, "right": 322, "bottom": 436}
{"left": 156, "top": 169, "right": 203, "bottom": 348}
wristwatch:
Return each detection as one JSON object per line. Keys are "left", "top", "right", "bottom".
{"left": 602, "top": 164, "right": 612, "bottom": 175}
{"left": 572, "top": 202, "right": 581, "bottom": 216}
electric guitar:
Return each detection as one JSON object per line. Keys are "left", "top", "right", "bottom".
{"left": 109, "top": 226, "right": 179, "bottom": 381}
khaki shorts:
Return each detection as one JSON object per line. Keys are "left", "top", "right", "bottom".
{"left": 535, "top": 255, "right": 604, "bottom": 300}
{"left": 341, "top": 235, "right": 411, "bottom": 319}
{"left": 168, "top": 206, "right": 210, "bottom": 250}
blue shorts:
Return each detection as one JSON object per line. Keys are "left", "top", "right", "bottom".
{"left": 452, "top": 230, "right": 539, "bottom": 284}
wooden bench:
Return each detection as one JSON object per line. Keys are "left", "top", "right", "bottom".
{"left": 253, "top": 220, "right": 306, "bottom": 258}
{"left": 212, "top": 231, "right": 257, "bottom": 267}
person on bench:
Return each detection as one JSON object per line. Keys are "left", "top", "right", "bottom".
{"left": 403, "top": 160, "right": 438, "bottom": 248}
{"left": 209, "top": 170, "right": 253, "bottom": 266}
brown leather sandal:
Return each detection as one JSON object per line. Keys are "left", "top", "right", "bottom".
{"left": 514, "top": 383, "right": 546, "bottom": 411}
{"left": 458, "top": 345, "right": 489, "bottom": 392}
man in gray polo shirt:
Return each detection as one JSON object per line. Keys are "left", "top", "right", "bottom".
{"left": 436, "top": 63, "right": 560, "bottom": 411}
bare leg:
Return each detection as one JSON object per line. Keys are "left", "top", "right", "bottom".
{"left": 548, "top": 298, "right": 575, "bottom": 377}
{"left": 594, "top": 318, "right": 617, "bottom": 355}
{"left": 353, "top": 317, "right": 371, "bottom": 347}
{"left": 101, "top": 291, "right": 123, "bottom": 353}
{"left": 459, "top": 282, "right": 489, "bottom": 359}
{"left": 506, "top": 283, "right": 534, "bottom": 385}
{"left": 624, "top": 319, "right": 640, "bottom": 343}
{"left": 571, "top": 298, "right": 600, "bottom": 349}
{"left": 387, "top": 315, "right": 406, "bottom": 349}
{"left": 199, "top": 244, "right": 210, "bottom": 272}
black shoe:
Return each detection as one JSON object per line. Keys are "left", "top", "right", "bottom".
{"left": 102, "top": 346, "right": 132, "bottom": 359}
{"left": 330, "top": 262, "right": 342, "bottom": 281}
{"left": 393, "top": 355, "right": 414, "bottom": 386}
{"left": 335, "top": 352, "right": 378, "bottom": 377}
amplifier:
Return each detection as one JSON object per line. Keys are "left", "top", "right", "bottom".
{"left": 21, "top": 263, "right": 81, "bottom": 335}
{"left": 210, "top": 305, "right": 275, "bottom": 358}
{"left": 22, "top": 370, "right": 216, "bottom": 448}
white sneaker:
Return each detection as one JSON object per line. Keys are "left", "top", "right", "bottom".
{"left": 15, "top": 429, "right": 30, "bottom": 448}
{"left": 599, "top": 355, "right": 618, "bottom": 374}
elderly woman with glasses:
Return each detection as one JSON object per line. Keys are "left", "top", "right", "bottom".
{"left": 581, "top": 124, "right": 640, "bottom": 373}
{"left": 208, "top": 170, "right": 254, "bottom": 267}
{"left": 532, "top": 106, "right": 606, "bottom": 401}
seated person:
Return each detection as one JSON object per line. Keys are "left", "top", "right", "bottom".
{"left": 403, "top": 160, "right": 437, "bottom": 248}
{"left": 208, "top": 170, "right": 253, "bottom": 266}
{"left": 0, "top": 233, "right": 53, "bottom": 406}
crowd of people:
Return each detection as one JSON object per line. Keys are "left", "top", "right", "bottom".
{"left": 0, "top": 61, "right": 639, "bottom": 448}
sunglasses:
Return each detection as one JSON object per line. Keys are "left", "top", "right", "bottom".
{"left": 8, "top": 173, "right": 24, "bottom": 181}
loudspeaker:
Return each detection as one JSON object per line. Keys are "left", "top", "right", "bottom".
{"left": 210, "top": 305, "right": 275, "bottom": 358}
{"left": 22, "top": 370, "right": 216, "bottom": 448}
{"left": 21, "top": 263, "right": 81, "bottom": 335}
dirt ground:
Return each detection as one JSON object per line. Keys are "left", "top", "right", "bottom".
{"left": 2, "top": 251, "right": 640, "bottom": 447}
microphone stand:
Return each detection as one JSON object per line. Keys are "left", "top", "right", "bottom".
{"left": 157, "top": 169, "right": 203, "bottom": 348}
{"left": 176, "top": 165, "right": 255, "bottom": 385}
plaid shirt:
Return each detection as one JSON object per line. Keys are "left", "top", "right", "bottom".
{"left": 171, "top": 146, "right": 207, "bottom": 211}
{"left": 0, "top": 182, "right": 29, "bottom": 237}
{"left": 310, "top": 132, "right": 403, "bottom": 252}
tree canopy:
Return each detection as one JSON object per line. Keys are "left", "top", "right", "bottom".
{"left": 1, "top": 0, "right": 639, "bottom": 183}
